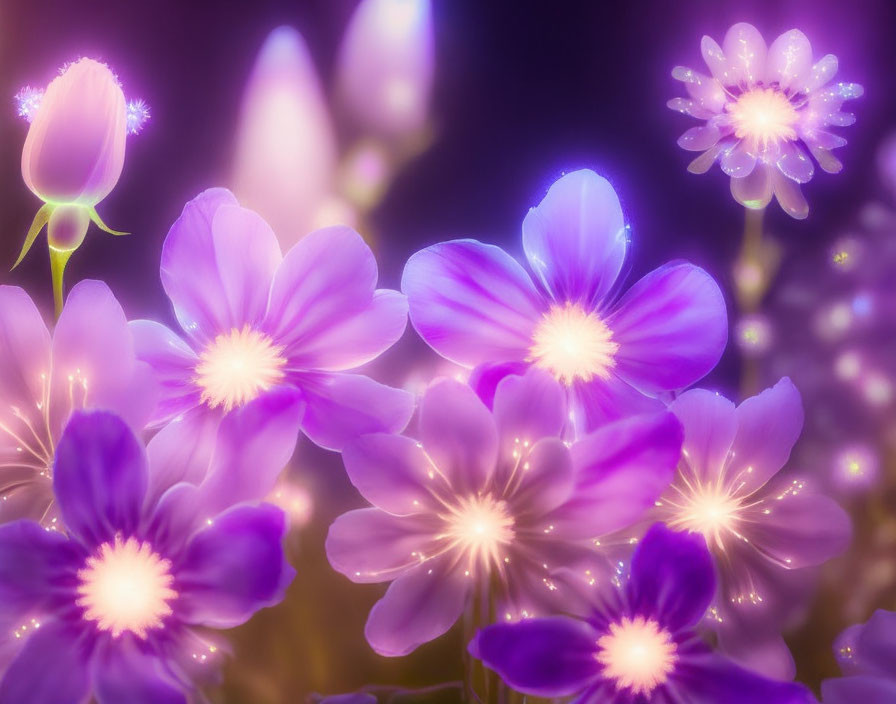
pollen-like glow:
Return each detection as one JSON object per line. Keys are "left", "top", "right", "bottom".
{"left": 529, "top": 303, "right": 619, "bottom": 385}
{"left": 666, "top": 485, "right": 744, "bottom": 551}
{"left": 126, "top": 99, "right": 151, "bottom": 135}
{"left": 728, "top": 87, "right": 799, "bottom": 152}
{"left": 597, "top": 616, "right": 677, "bottom": 695}
{"left": 76, "top": 535, "right": 176, "bottom": 639}
{"left": 194, "top": 326, "right": 287, "bottom": 412}
{"left": 443, "top": 494, "right": 515, "bottom": 574}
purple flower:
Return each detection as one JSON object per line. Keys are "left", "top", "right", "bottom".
{"left": 326, "top": 368, "right": 683, "bottom": 656}
{"left": 402, "top": 169, "right": 727, "bottom": 435}
{"left": 670, "top": 22, "right": 862, "bottom": 219}
{"left": 0, "top": 409, "right": 295, "bottom": 703}
{"left": 131, "top": 188, "right": 413, "bottom": 452}
{"left": 0, "top": 280, "right": 155, "bottom": 528}
{"left": 472, "top": 524, "right": 814, "bottom": 703}
{"left": 822, "top": 609, "right": 896, "bottom": 703}
{"left": 652, "top": 378, "right": 851, "bottom": 675}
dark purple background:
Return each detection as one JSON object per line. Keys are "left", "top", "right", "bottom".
{"left": 1, "top": 1, "right": 894, "bottom": 698}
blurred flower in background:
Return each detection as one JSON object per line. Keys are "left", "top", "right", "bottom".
{"left": 231, "top": 0, "right": 434, "bottom": 250}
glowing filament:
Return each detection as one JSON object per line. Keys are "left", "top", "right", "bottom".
{"left": 728, "top": 88, "right": 799, "bottom": 152}
{"left": 667, "top": 486, "right": 743, "bottom": 551}
{"left": 194, "top": 326, "right": 287, "bottom": 412}
{"left": 77, "top": 535, "right": 176, "bottom": 638}
{"left": 529, "top": 303, "right": 619, "bottom": 385}
{"left": 443, "top": 495, "right": 514, "bottom": 573}
{"left": 597, "top": 616, "right": 677, "bottom": 695}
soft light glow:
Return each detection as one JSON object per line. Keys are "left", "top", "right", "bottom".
{"left": 15, "top": 86, "right": 44, "bottom": 123}
{"left": 194, "top": 326, "right": 287, "bottom": 412}
{"left": 666, "top": 485, "right": 744, "bottom": 551}
{"left": 76, "top": 535, "right": 176, "bottom": 639}
{"left": 529, "top": 303, "right": 619, "bottom": 385}
{"left": 596, "top": 616, "right": 677, "bottom": 695}
{"left": 443, "top": 494, "right": 514, "bottom": 574}
{"left": 126, "top": 99, "right": 151, "bottom": 135}
{"left": 232, "top": 26, "right": 336, "bottom": 249}
{"left": 728, "top": 87, "right": 799, "bottom": 152}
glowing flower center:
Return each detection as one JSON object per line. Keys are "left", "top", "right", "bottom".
{"left": 728, "top": 87, "right": 799, "bottom": 150}
{"left": 529, "top": 303, "right": 619, "bottom": 385}
{"left": 194, "top": 326, "right": 287, "bottom": 412}
{"left": 667, "top": 485, "right": 743, "bottom": 551}
{"left": 444, "top": 495, "right": 515, "bottom": 573}
{"left": 596, "top": 616, "right": 677, "bottom": 695}
{"left": 76, "top": 535, "right": 177, "bottom": 639}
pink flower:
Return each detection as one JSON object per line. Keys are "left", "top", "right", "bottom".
{"left": 22, "top": 58, "right": 126, "bottom": 210}
{"left": 669, "top": 23, "right": 862, "bottom": 219}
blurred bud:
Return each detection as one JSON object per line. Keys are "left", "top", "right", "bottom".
{"left": 832, "top": 443, "right": 879, "bottom": 493}
{"left": 232, "top": 26, "right": 336, "bottom": 250}
{"left": 22, "top": 58, "right": 126, "bottom": 207}
{"left": 268, "top": 479, "right": 313, "bottom": 529}
{"left": 337, "top": 0, "right": 434, "bottom": 137}
{"left": 877, "top": 132, "right": 896, "bottom": 199}
{"left": 735, "top": 314, "right": 773, "bottom": 357}
{"left": 47, "top": 205, "right": 90, "bottom": 251}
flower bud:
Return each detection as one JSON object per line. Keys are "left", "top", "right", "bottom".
{"left": 47, "top": 204, "right": 90, "bottom": 252}
{"left": 21, "top": 58, "right": 127, "bottom": 207}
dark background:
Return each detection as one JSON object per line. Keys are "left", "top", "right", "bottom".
{"left": 1, "top": 0, "right": 895, "bottom": 700}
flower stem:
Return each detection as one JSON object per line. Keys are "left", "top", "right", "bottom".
{"left": 49, "top": 247, "right": 72, "bottom": 320}
{"left": 735, "top": 207, "right": 768, "bottom": 398}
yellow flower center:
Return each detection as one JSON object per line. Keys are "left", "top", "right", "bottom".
{"left": 665, "top": 484, "right": 744, "bottom": 553}
{"left": 597, "top": 616, "right": 677, "bottom": 695}
{"left": 529, "top": 303, "right": 619, "bottom": 385}
{"left": 728, "top": 87, "right": 799, "bottom": 151}
{"left": 76, "top": 535, "right": 177, "bottom": 639}
{"left": 194, "top": 326, "right": 287, "bottom": 412}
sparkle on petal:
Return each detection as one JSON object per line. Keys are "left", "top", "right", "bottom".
{"left": 14, "top": 86, "right": 44, "bottom": 123}
{"left": 76, "top": 535, "right": 176, "bottom": 639}
{"left": 194, "top": 326, "right": 287, "bottom": 412}
{"left": 596, "top": 615, "right": 678, "bottom": 695}
{"left": 529, "top": 303, "right": 619, "bottom": 385}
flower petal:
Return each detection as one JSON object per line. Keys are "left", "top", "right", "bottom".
{"left": 854, "top": 609, "right": 896, "bottom": 674}
{"left": 472, "top": 617, "right": 599, "bottom": 697}
{"left": 715, "top": 630, "right": 796, "bottom": 681}
{"left": 747, "top": 489, "right": 850, "bottom": 568}
{"left": 284, "top": 289, "right": 408, "bottom": 371}
{"left": 802, "top": 54, "right": 838, "bottom": 93}
{"left": 521, "top": 170, "right": 627, "bottom": 306}
{"left": 420, "top": 378, "right": 498, "bottom": 493}
{"left": 160, "top": 188, "right": 240, "bottom": 343}
{"left": 669, "top": 389, "right": 737, "bottom": 486}
{"left": 672, "top": 66, "right": 727, "bottom": 113}
{"left": 0, "top": 622, "right": 89, "bottom": 704}
{"left": 364, "top": 556, "right": 469, "bottom": 656}
{"left": 342, "top": 434, "right": 435, "bottom": 515}
{"left": 765, "top": 30, "right": 813, "bottom": 91}
{"left": 144, "top": 407, "right": 219, "bottom": 510}
{"left": 0, "top": 520, "right": 81, "bottom": 612}
{"left": 511, "top": 438, "right": 575, "bottom": 517}
{"left": 729, "top": 378, "right": 803, "bottom": 493}
{"left": 0, "top": 286, "right": 51, "bottom": 457}
{"left": 731, "top": 164, "right": 774, "bottom": 209}
{"left": 678, "top": 125, "right": 722, "bottom": 152}
{"left": 773, "top": 169, "right": 810, "bottom": 220}
{"left": 326, "top": 508, "right": 438, "bottom": 584}
{"left": 677, "top": 652, "right": 814, "bottom": 704}
{"left": 608, "top": 263, "right": 727, "bottom": 394}
{"left": 176, "top": 504, "right": 293, "bottom": 628}
{"left": 569, "top": 372, "right": 665, "bottom": 433}
{"left": 822, "top": 676, "right": 896, "bottom": 704}
{"left": 264, "top": 226, "right": 378, "bottom": 356}
{"left": 197, "top": 387, "right": 304, "bottom": 517}
{"left": 402, "top": 240, "right": 544, "bottom": 367}
{"left": 628, "top": 524, "right": 714, "bottom": 631}
{"left": 558, "top": 413, "right": 681, "bottom": 537}
{"left": 296, "top": 372, "right": 414, "bottom": 451}
{"left": 210, "top": 203, "right": 282, "bottom": 329}
{"left": 701, "top": 35, "right": 729, "bottom": 83}
{"left": 721, "top": 141, "right": 757, "bottom": 178}
{"left": 722, "top": 23, "right": 767, "bottom": 84}
{"left": 776, "top": 143, "right": 814, "bottom": 184}
{"left": 129, "top": 320, "right": 201, "bottom": 425}
{"left": 492, "top": 368, "right": 566, "bottom": 449}
{"left": 93, "top": 637, "right": 186, "bottom": 704}
{"left": 53, "top": 410, "right": 146, "bottom": 548}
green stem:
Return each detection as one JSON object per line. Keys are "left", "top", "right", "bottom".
{"left": 49, "top": 247, "right": 73, "bottom": 320}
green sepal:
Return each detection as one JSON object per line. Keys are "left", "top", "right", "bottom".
{"left": 12, "top": 202, "right": 54, "bottom": 270}
{"left": 88, "top": 207, "right": 129, "bottom": 236}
